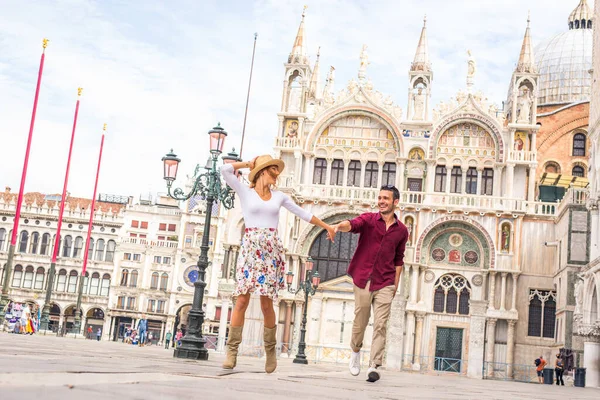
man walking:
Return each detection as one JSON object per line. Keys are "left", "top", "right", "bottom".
{"left": 137, "top": 315, "right": 148, "bottom": 347}
{"left": 334, "top": 185, "right": 408, "bottom": 383}
{"left": 165, "top": 331, "right": 172, "bottom": 349}
{"left": 96, "top": 328, "right": 102, "bottom": 341}
{"left": 535, "top": 355, "right": 547, "bottom": 384}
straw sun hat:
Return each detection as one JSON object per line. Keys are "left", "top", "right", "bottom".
{"left": 248, "top": 155, "right": 285, "bottom": 182}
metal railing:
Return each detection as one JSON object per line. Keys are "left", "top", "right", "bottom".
{"left": 483, "top": 361, "right": 539, "bottom": 383}
{"left": 401, "top": 354, "right": 467, "bottom": 375}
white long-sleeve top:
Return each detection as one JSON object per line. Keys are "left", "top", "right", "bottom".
{"left": 220, "top": 164, "right": 313, "bottom": 229}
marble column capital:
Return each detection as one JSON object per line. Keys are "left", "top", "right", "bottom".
{"left": 508, "top": 319, "right": 517, "bottom": 328}
{"left": 415, "top": 313, "right": 426, "bottom": 322}
{"left": 501, "top": 272, "right": 508, "bottom": 278}
{"left": 487, "top": 318, "right": 498, "bottom": 325}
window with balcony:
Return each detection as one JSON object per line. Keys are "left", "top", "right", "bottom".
{"left": 67, "top": 270, "right": 78, "bottom": 293}
{"left": 573, "top": 133, "right": 586, "bottom": 156}
{"left": 18, "top": 231, "right": 29, "bottom": 253}
{"left": 450, "top": 166, "right": 462, "bottom": 193}
{"left": 347, "top": 160, "right": 361, "bottom": 187}
{"left": 382, "top": 162, "right": 396, "bottom": 186}
{"left": 126, "top": 297, "right": 136, "bottom": 310}
{"left": 151, "top": 272, "right": 159, "bottom": 289}
{"left": 100, "top": 274, "right": 111, "bottom": 296}
{"left": 34, "top": 267, "right": 45, "bottom": 290}
{"left": 62, "top": 235, "right": 73, "bottom": 258}
{"left": 11, "top": 265, "right": 23, "bottom": 287}
{"left": 330, "top": 159, "right": 344, "bottom": 186}
{"left": 528, "top": 289, "right": 556, "bottom": 338}
{"left": 147, "top": 299, "right": 156, "bottom": 313}
{"left": 432, "top": 274, "right": 471, "bottom": 315}
{"left": 160, "top": 273, "right": 169, "bottom": 290}
{"left": 364, "top": 161, "right": 378, "bottom": 188}
{"left": 29, "top": 232, "right": 40, "bottom": 254}
{"left": 73, "top": 237, "right": 84, "bottom": 258}
{"left": 466, "top": 167, "right": 477, "bottom": 194}
{"left": 482, "top": 168, "right": 494, "bottom": 196}
{"left": 434, "top": 166, "right": 447, "bottom": 192}
{"left": 130, "top": 270, "right": 138, "bottom": 288}
{"left": 22, "top": 266, "right": 34, "bottom": 289}
{"left": 56, "top": 269, "right": 67, "bottom": 292}
{"left": 313, "top": 158, "right": 327, "bottom": 184}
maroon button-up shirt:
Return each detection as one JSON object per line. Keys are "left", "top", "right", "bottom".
{"left": 347, "top": 212, "right": 408, "bottom": 291}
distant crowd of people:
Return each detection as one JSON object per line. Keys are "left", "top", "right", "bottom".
{"left": 3, "top": 301, "right": 38, "bottom": 335}
{"left": 118, "top": 314, "right": 183, "bottom": 349}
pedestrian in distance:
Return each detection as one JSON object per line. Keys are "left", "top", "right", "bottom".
{"left": 165, "top": 331, "right": 172, "bottom": 349}
{"left": 96, "top": 328, "right": 102, "bottom": 341}
{"left": 137, "top": 315, "right": 148, "bottom": 347}
{"left": 535, "top": 355, "right": 547, "bottom": 383}
{"left": 220, "top": 155, "right": 336, "bottom": 373}
{"left": 333, "top": 185, "right": 408, "bottom": 383}
{"left": 87, "top": 326, "right": 93, "bottom": 339}
{"left": 175, "top": 329, "right": 183, "bottom": 348}
{"left": 555, "top": 353, "right": 565, "bottom": 386}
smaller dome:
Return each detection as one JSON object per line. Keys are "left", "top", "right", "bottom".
{"left": 568, "top": 0, "right": 593, "bottom": 30}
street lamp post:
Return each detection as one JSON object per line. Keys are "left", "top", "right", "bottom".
{"left": 286, "top": 257, "right": 320, "bottom": 365}
{"left": 162, "top": 123, "right": 239, "bottom": 361}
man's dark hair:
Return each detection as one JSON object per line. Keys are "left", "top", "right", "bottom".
{"left": 380, "top": 184, "right": 400, "bottom": 201}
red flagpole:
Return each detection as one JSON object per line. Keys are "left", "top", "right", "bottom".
{"left": 82, "top": 125, "right": 106, "bottom": 275}
{"left": 0, "top": 39, "right": 48, "bottom": 308}
{"left": 40, "top": 87, "right": 83, "bottom": 330}
{"left": 51, "top": 88, "right": 83, "bottom": 263}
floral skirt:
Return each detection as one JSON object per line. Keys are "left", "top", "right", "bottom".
{"left": 234, "top": 228, "right": 286, "bottom": 301}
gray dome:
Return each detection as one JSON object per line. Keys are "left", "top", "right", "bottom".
{"left": 534, "top": 22, "right": 592, "bottom": 105}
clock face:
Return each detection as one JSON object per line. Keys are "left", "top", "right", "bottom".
{"left": 183, "top": 265, "right": 200, "bottom": 287}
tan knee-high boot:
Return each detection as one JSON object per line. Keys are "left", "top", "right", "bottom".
{"left": 264, "top": 326, "right": 277, "bottom": 373}
{"left": 222, "top": 326, "right": 243, "bottom": 369}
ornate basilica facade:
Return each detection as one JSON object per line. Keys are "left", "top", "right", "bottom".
{"left": 218, "top": 0, "right": 599, "bottom": 383}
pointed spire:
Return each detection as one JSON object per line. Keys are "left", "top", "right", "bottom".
{"left": 569, "top": 0, "right": 592, "bottom": 30}
{"left": 289, "top": 6, "right": 308, "bottom": 64}
{"left": 411, "top": 15, "right": 430, "bottom": 72}
{"left": 308, "top": 47, "right": 321, "bottom": 98}
{"left": 516, "top": 12, "right": 537, "bottom": 74}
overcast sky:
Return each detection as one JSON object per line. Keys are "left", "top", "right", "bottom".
{"left": 0, "top": 0, "right": 591, "bottom": 201}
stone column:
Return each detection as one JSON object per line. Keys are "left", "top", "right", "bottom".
{"left": 500, "top": 272, "right": 508, "bottom": 311}
{"left": 385, "top": 297, "right": 407, "bottom": 370}
{"left": 527, "top": 166, "right": 536, "bottom": 201}
{"left": 584, "top": 341, "right": 600, "bottom": 388}
{"left": 342, "top": 159, "right": 350, "bottom": 187}
{"left": 413, "top": 313, "right": 425, "bottom": 367}
{"left": 303, "top": 154, "right": 313, "bottom": 185}
{"left": 294, "top": 150, "right": 302, "bottom": 185}
{"left": 282, "top": 300, "right": 294, "bottom": 353}
{"left": 417, "top": 267, "right": 425, "bottom": 304}
{"left": 377, "top": 161, "right": 384, "bottom": 188}
{"left": 308, "top": 296, "right": 323, "bottom": 345}
{"left": 426, "top": 160, "right": 436, "bottom": 193}
{"left": 317, "top": 297, "right": 328, "bottom": 343}
{"left": 159, "top": 321, "right": 165, "bottom": 344}
{"left": 222, "top": 246, "right": 231, "bottom": 279}
{"left": 445, "top": 167, "right": 452, "bottom": 194}
{"left": 403, "top": 311, "right": 415, "bottom": 367}
{"left": 325, "top": 158, "right": 333, "bottom": 186}
{"left": 476, "top": 168, "right": 483, "bottom": 195}
{"left": 291, "top": 300, "right": 303, "bottom": 353}
{"left": 506, "top": 164, "right": 515, "bottom": 198}
{"left": 506, "top": 320, "right": 516, "bottom": 378}
{"left": 511, "top": 273, "right": 518, "bottom": 311}
{"left": 481, "top": 270, "right": 489, "bottom": 301}
{"left": 359, "top": 160, "right": 367, "bottom": 188}
{"left": 488, "top": 271, "right": 497, "bottom": 310}
{"left": 467, "top": 300, "right": 487, "bottom": 378}
{"left": 217, "top": 294, "right": 231, "bottom": 352}
{"left": 485, "top": 318, "right": 497, "bottom": 377}
{"left": 410, "top": 265, "right": 419, "bottom": 303}
{"left": 397, "top": 159, "right": 406, "bottom": 191}
{"left": 493, "top": 166, "right": 504, "bottom": 197}
{"left": 461, "top": 168, "right": 467, "bottom": 194}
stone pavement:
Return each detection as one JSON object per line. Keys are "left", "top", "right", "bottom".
{"left": 0, "top": 333, "right": 597, "bottom": 400}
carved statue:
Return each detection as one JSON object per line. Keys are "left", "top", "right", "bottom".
{"left": 358, "top": 44, "right": 369, "bottom": 81}
{"left": 467, "top": 50, "right": 477, "bottom": 79}
{"left": 501, "top": 224, "right": 510, "bottom": 252}
{"left": 574, "top": 277, "right": 583, "bottom": 315}
{"left": 405, "top": 217, "right": 414, "bottom": 246}
{"left": 347, "top": 78, "right": 358, "bottom": 94}
{"left": 413, "top": 87, "right": 425, "bottom": 120}
{"left": 517, "top": 88, "right": 533, "bottom": 123}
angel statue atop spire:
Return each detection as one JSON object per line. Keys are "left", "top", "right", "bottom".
{"left": 358, "top": 44, "right": 370, "bottom": 82}
{"left": 467, "top": 50, "right": 477, "bottom": 79}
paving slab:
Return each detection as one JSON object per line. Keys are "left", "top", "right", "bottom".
{"left": 0, "top": 333, "right": 597, "bottom": 400}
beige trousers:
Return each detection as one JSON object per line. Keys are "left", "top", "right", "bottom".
{"left": 350, "top": 281, "right": 395, "bottom": 366}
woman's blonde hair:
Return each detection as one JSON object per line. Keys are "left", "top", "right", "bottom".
{"left": 249, "top": 166, "right": 280, "bottom": 189}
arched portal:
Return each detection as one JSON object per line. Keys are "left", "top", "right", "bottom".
{"left": 85, "top": 307, "right": 105, "bottom": 339}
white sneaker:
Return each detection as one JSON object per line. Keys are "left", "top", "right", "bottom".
{"left": 366, "top": 365, "right": 380, "bottom": 383}
{"left": 349, "top": 351, "right": 361, "bottom": 376}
